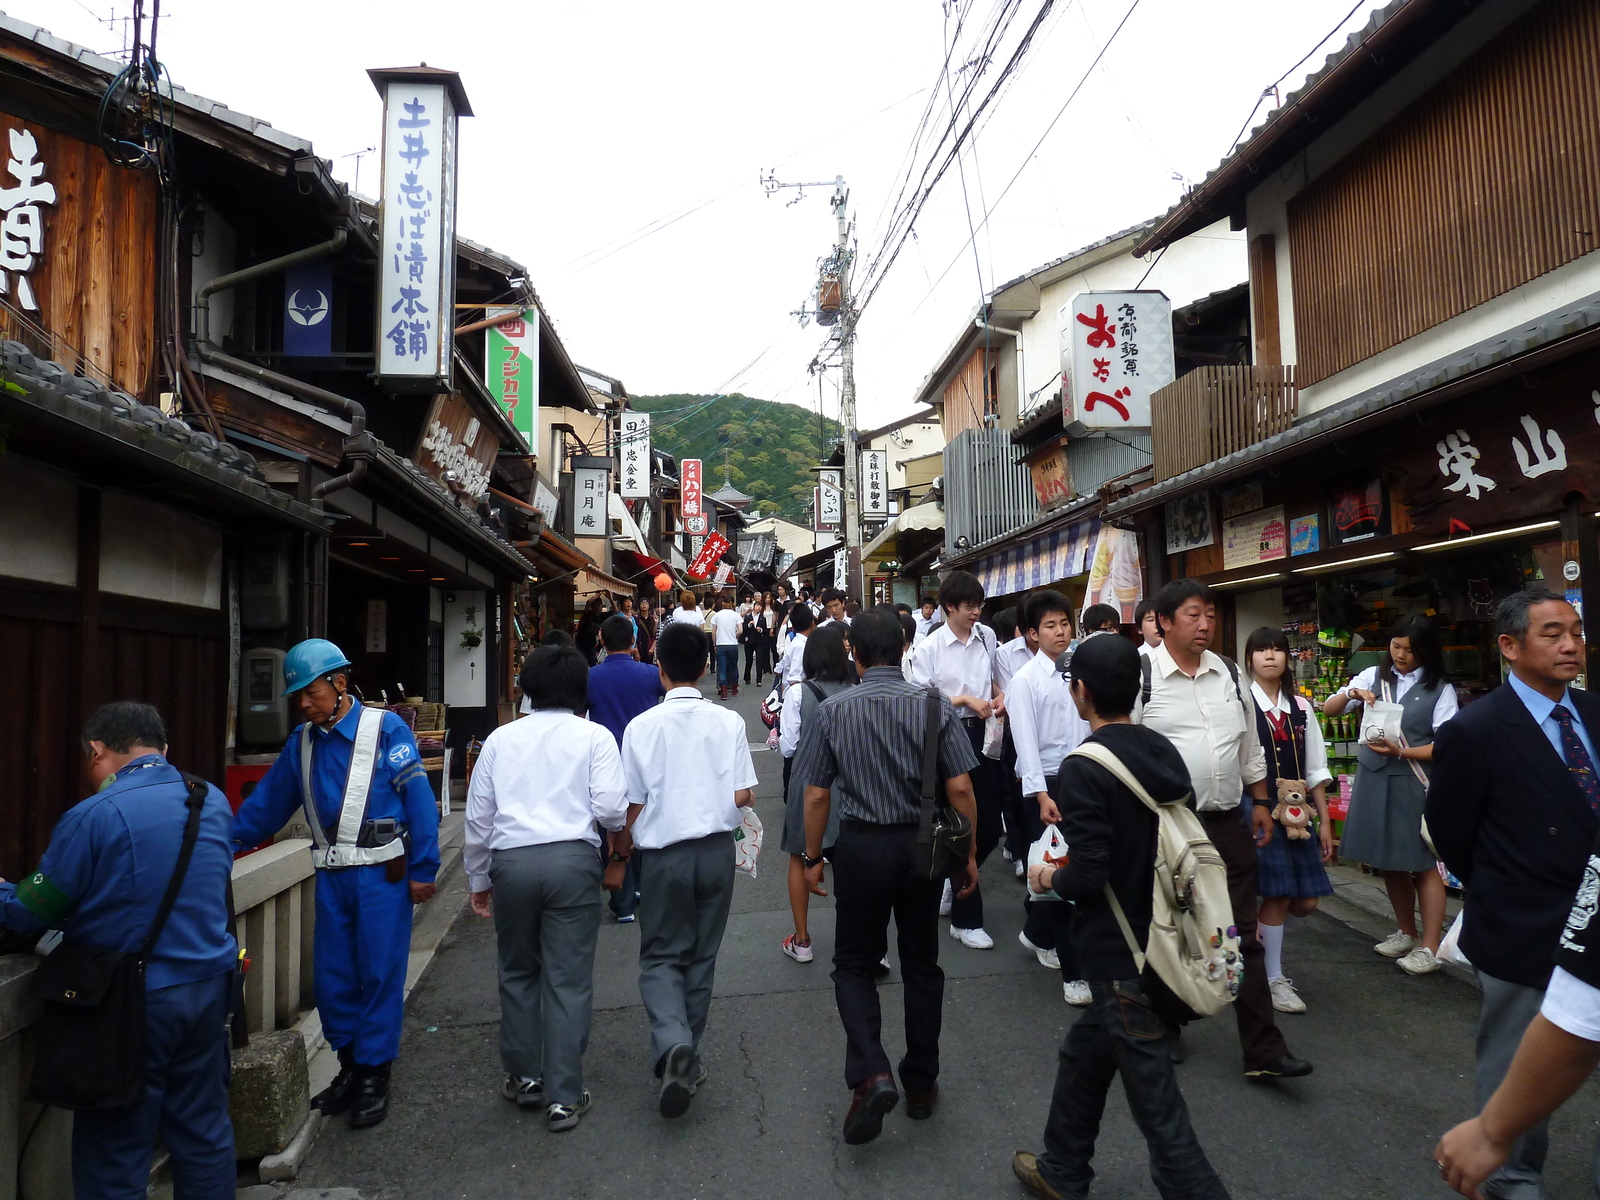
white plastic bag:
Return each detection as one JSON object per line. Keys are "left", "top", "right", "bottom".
{"left": 1026, "top": 824, "right": 1069, "bottom": 903}
{"left": 1360, "top": 700, "right": 1404, "bottom": 749}
{"left": 983, "top": 713, "right": 1004, "bottom": 758}
{"left": 1439, "top": 911, "right": 1471, "bottom": 968}
{"left": 733, "top": 808, "right": 763, "bottom": 878}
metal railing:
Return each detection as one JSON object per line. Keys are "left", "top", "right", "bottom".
{"left": 1150, "top": 364, "right": 1298, "bottom": 483}
{"left": 0, "top": 294, "right": 120, "bottom": 392}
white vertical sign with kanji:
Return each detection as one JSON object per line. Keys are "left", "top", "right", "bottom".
{"left": 859, "top": 449, "right": 888, "bottom": 518}
{"left": 619, "top": 412, "right": 651, "bottom": 498}
{"left": 1061, "top": 291, "right": 1173, "bottom": 429}
{"left": 681, "top": 458, "right": 706, "bottom": 535}
{"left": 572, "top": 467, "right": 608, "bottom": 538}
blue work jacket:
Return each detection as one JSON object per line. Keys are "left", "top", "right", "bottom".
{"left": 588, "top": 655, "right": 665, "bottom": 747}
{"left": 233, "top": 700, "right": 441, "bottom": 883}
{"left": 0, "top": 755, "right": 237, "bottom": 990}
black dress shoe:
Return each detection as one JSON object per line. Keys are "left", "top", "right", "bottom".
{"left": 312, "top": 1045, "right": 358, "bottom": 1114}
{"left": 904, "top": 1082, "right": 937, "bottom": 1120}
{"left": 350, "top": 1062, "right": 392, "bottom": 1128}
{"left": 1168, "top": 1032, "right": 1187, "bottom": 1065}
{"left": 843, "top": 1073, "right": 898, "bottom": 1144}
{"left": 1245, "top": 1054, "right": 1313, "bottom": 1081}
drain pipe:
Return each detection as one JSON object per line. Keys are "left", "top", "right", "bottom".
{"left": 975, "top": 317, "right": 1025, "bottom": 426}
{"left": 195, "top": 228, "right": 348, "bottom": 346}
{"left": 195, "top": 343, "right": 371, "bottom": 499}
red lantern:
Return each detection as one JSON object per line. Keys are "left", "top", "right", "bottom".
{"left": 653, "top": 572, "right": 672, "bottom": 592}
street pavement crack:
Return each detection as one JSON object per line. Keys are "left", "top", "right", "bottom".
{"left": 738, "top": 1029, "right": 768, "bottom": 1137}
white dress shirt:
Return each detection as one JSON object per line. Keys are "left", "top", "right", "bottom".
{"left": 779, "top": 682, "right": 806, "bottom": 758}
{"left": 1333, "top": 664, "right": 1458, "bottom": 730}
{"left": 464, "top": 709, "right": 628, "bottom": 892}
{"left": 669, "top": 606, "right": 704, "bottom": 626}
{"left": 1135, "top": 643, "right": 1267, "bottom": 811}
{"left": 1008, "top": 649, "right": 1090, "bottom": 796}
{"left": 995, "top": 635, "right": 1034, "bottom": 695}
{"left": 622, "top": 687, "right": 760, "bottom": 849}
{"left": 1542, "top": 966, "right": 1600, "bottom": 1042}
{"left": 1250, "top": 681, "right": 1333, "bottom": 790}
{"left": 910, "top": 620, "right": 998, "bottom": 714}
{"left": 711, "top": 608, "right": 743, "bottom": 646}
{"left": 1137, "top": 640, "right": 1158, "bottom": 657}
{"left": 777, "top": 632, "right": 809, "bottom": 684}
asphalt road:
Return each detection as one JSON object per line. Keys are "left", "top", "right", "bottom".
{"left": 297, "top": 675, "right": 1600, "bottom": 1200}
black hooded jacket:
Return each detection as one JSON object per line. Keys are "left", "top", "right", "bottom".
{"left": 1047, "top": 722, "right": 1195, "bottom": 981}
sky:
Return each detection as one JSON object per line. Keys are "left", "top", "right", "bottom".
{"left": 19, "top": 0, "right": 1388, "bottom": 429}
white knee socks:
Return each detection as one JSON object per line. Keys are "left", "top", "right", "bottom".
{"left": 1259, "top": 920, "right": 1285, "bottom": 981}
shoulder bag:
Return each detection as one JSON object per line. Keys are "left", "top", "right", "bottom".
{"left": 1381, "top": 678, "right": 1440, "bottom": 857}
{"left": 912, "top": 688, "right": 974, "bottom": 882}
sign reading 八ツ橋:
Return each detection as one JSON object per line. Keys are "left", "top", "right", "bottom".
{"left": 370, "top": 67, "right": 471, "bottom": 392}
{"left": 619, "top": 411, "right": 651, "bottom": 498}
{"left": 486, "top": 306, "right": 538, "bottom": 438}
{"left": 1060, "top": 290, "right": 1173, "bottom": 429}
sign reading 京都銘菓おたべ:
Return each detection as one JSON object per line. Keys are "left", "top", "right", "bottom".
{"left": 486, "top": 307, "right": 538, "bottom": 438}
{"left": 1062, "top": 291, "right": 1174, "bottom": 429}
{"left": 619, "top": 412, "right": 651, "bottom": 498}
{"left": 1221, "top": 505, "right": 1287, "bottom": 571}
{"left": 374, "top": 72, "right": 464, "bottom": 391}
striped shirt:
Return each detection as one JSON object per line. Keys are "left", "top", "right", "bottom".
{"left": 792, "top": 666, "right": 979, "bottom": 825}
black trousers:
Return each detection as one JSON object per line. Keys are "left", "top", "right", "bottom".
{"left": 948, "top": 719, "right": 1004, "bottom": 930}
{"left": 1199, "top": 811, "right": 1288, "bottom": 1070}
{"left": 1019, "top": 775, "right": 1083, "bottom": 980}
{"left": 830, "top": 821, "right": 944, "bottom": 1092}
{"left": 1002, "top": 723, "right": 1031, "bottom": 861}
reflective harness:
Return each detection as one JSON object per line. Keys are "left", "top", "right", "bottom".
{"left": 300, "top": 706, "right": 407, "bottom": 870}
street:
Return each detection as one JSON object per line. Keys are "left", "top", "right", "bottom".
{"left": 295, "top": 680, "right": 1600, "bottom": 1200}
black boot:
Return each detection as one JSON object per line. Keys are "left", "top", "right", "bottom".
{"left": 312, "top": 1045, "right": 359, "bottom": 1114}
{"left": 350, "top": 1061, "right": 392, "bottom": 1129}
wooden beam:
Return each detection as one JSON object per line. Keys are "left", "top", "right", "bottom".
{"left": 1248, "top": 234, "right": 1281, "bottom": 367}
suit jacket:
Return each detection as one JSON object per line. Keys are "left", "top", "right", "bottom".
{"left": 587, "top": 655, "right": 664, "bottom": 747}
{"left": 1427, "top": 681, "right": 1600, "bottom": 989}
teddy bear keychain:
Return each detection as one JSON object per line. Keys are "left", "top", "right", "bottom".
{"left": 1271, "top": 778, "right": 1314, "bottom": 840}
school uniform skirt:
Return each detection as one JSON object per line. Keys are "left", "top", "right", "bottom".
{"left": 780, "top": 755, "right": 839, "bottom": 856}
{"left": 1339, "top": 766, "right": 1435, "bottom": 874}
{"left": 1255, "top": 813, "right": 1334, "bottom": 899}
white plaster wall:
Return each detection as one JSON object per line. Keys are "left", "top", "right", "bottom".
{"left": 442, "top": 590, "right": 487, "bottom": 708}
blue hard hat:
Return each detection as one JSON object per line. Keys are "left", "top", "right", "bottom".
{"left": 282, "top": 638, "right": 353, "bottom": 696}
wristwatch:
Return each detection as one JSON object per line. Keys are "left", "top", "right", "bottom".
{"left": 801, "top": 852, "right": 824, "bottom": 869}
{"left": 609, "top": 851, "right": 630, "bottom": 864}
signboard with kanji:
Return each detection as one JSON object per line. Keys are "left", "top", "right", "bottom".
{"left": 860, "top": 450, "right": 888, "bottom": 518}
{"left": 681, "top": 458, "right": 706, "bottom": 534}
{"left": 486, "top": 307, "right": 538, "bottom": 438}
{"left": 689, "top": 531, "right": 731, "bottom": 579}
{"left": 619, "top": 412, "right": 651, "bottom": 497}
{"left": 818, "top": 469, "right": 843, "bottom": 526}
{"left": 1061, "top": 291, "right": 1173, "bottom": 429}
{"left": 412, "top": 392, "right": 497, "bottom": 501}
{"left": 571, "top": 466, "right": 608, "bottom": 538}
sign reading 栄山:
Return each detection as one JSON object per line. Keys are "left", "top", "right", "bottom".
{"left": 370, "top": 67, "right": 471, "bottom": 393}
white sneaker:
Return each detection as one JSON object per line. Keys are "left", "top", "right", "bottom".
{"left": 1014, "top": 859, "right": 1025, "bottom": 878}
{"left": 547, "top": 1089, "right": 592, "bottom": 1132}
{"left": 1018, "top": 931, "right": 1060, "bottom": 971}
{"left": 950, "top": 925, "right": 994, "bottom": 949}
{"left": 1063, "top": 980, "right": 1092, "bottom": 1006}
{"left": 782, "top": 934, "right": 813, "bottom": 963}
{"left": 1269, "top": 976, "right": 1307, "bottom": 1014}
{"left": 1398, "top": 946, "right": 1442, "bottom": 975}
{"left": 501, "top": 1075, "right": 543, "bottom": 1107}
{"left": 939, "top": 879, "right": 953, "bottom": 917}
{"left": 1374, "top": 930, "right": 1417, "bottom": 958}
{"left": 1001, "top": 846, "right": 1014, "bottom": 862}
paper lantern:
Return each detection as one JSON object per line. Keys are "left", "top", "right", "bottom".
{"left": 653, "top": 572, "right": 672, "bottom": 592}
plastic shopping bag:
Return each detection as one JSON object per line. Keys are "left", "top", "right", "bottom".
{"left": 1439, "top": 911, "right": 1471, "bottom": 968}
{"left": 733, "top": 808, "right": 763, "bottom": 879}
{"left": 1360, "top": 701, "right": 1404, "bottom": 749}
{"left": 983, "top": 713, "right": 1005, "bottom": 759}
{"left": 1026, "top": 823, "right": 1069, "bottom": 902}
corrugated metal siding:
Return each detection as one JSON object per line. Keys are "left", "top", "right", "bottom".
{"left": 944, "top": 428, "right": 1037, "bottom": 551}
{"left": 1288, "top": 0, "right": 1600, "bottom": 386}
{"left": 1066, "top": 433, "right": 1152, "bottom": 496}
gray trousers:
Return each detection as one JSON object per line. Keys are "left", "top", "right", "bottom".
{"left": 490, "top": 841, "right": 603, "bottom": 1107}
{"left": 637, "top": 831, "right": 736, "bottom": 1070}
{"left": 1475, "top": 968, "right": 1600, "bottom": 1199}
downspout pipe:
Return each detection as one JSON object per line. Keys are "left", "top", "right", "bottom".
{"left": 195, "top": 228, "right": 348, "bottom": 346}
{"left": 975, "top": 318, "right": 1024, "bottom": 428}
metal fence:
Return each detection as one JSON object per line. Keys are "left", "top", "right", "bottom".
{"left": 1150, "top": 365, "right": 1298, "bottom": 482}
{"left": 943, "top": 427, "right": 1038, "bottom": 554}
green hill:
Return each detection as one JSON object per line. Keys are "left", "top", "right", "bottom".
{"left": 631, "top": 393, "right": 840, "bottom": 520}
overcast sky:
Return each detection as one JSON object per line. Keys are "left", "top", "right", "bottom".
{"left": 21, "top": 0, "right": 1385, "bottom": 428}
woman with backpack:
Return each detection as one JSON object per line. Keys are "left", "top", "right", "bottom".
{"left": 1244, "top": 627, "right": 1334, "bottom": 1016}
{"left": 776, "top": 625, "right": 854, "bottom": 963}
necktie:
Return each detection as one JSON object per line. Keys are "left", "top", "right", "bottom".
{"left": 1551, "top": 704, "right": 1600, "bottom": 816}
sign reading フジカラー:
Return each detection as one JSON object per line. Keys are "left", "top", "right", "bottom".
{"left": 373, "top": 69, "right": 467, "bottom": 391}
{"left": 486, "top": 307, "right": 538, "bottom": 437}
{"left": 1061, "top": 290, "right": 1173, "bottom": 429}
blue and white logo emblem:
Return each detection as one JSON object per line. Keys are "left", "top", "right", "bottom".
{"left": 288, "top": 288, "right": 329, "bottom": 327}
{"left": 388, "top": 744, "right": 413, "bottom": 767}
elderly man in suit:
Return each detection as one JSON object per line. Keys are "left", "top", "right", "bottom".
{"left": 1429, "top": 586, "right": 1598, "bottom": 1200}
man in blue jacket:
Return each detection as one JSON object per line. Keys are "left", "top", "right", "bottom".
{"left": 590, "top": 613, "right": 665, "bottom": 921}
{"left": 233, "top": 639, "right": 440, "bottom": 1129}
{"left": 0, "top": 701, "right": 237, "bottom": 1199}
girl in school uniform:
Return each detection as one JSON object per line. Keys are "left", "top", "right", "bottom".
{"left": 1245, "top": 627, "right": 1334, "bottom": 1015}
{"left": 1323, "top": 615, "right": 1457, "bottom": 976}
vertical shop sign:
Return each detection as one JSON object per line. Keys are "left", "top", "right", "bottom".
{"left": 1062, "top": 291, "right": 1174, "bottom": 428}
{"left": 818, "top": 469, "right": 843, "bottom": 526}
{"left": 0, "top": 126, "right": 55, "bottom": 311}
{"left": 619, "top": 411, "right": 652, "bottom": 498}
{"left": 859, "top": 450, "right": 888, "bottom": 518}
{"left": 572, "top": 466, "right": 609, "bottom": 538}
{"left": 681, "top": 458, "right": 706, "bottom": 535}
{"left": 485, "top": 306, "right": 538, "bottom": 438}
{"left": 373, "top": 71, "right": 465, "bottom": 390}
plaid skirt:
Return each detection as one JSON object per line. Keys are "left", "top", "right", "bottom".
{"left": 1255, "top": 814, "right": 1334, "bottom": 900}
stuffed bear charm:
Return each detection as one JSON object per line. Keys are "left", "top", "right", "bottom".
{"left": 1271, "top": 778, "right": 1313, "bottom": 840}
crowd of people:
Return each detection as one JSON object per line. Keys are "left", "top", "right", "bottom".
{"left": 4, "top": 563, "right": 1600, "bottom": 1199}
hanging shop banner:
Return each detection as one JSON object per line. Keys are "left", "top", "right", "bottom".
{"left": 1221, "top": 505, "right": 1288, "bottom": 571}
{"left": 283, "top": 260, "right": 334, "bottom": 357}
{"left": 689, "top": 531, "right": 731, "bottom": 579}
{"left": 682, "top": 458, "right": 707, "bottom": 535}
{"left": 1083, "top": 526, "right": 1143, "bottom": 623}
{"left": 485, "top": 306, "right": 538, "bottom": 438}
{"left": 1164, "top": 493, "right": 1214, "bottom": 556}
{"left": 860, "top": 450, "right": 888, "bottom": 518}
{"left": 572, "top": 466, "right": 609, "bottom": 539}
{"left": 818, "top": 469, "right": 843, "bottom": 526}
{"left": 1061, "top": 290, "right": 1174, "bottom": 429}
{"left": 619, "top": 411, "right": 652, "bottom": 498}
{"left": 833, "top": 546, "right": 847, "bottom": 587}
{"left": 412, "top": 392, "right": 497, "bottom": 501}
{"left": 713, "top": 562, "right": 732, "bottom": 588}
{"left": 1025, "top": 437, "right": 1072, "bottom": 510}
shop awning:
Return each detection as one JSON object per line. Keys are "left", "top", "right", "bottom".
{"left": 613, "top": 546, "right": 684, "bottom": 592}
{"left": 970, "top": 517, "right": 1100, "bottom": 598}
{"left": 862, "top": 501, "right": 945, "bottom": 559}
{"left": 576, "top": 565, "right": 637, "bottom": 599}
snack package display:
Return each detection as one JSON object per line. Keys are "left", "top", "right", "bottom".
{"left": 1026, "top": 824, "right": 1069, "bottom": 903}
{"left": 733, "top": 807, "right": 763, "bottom": 878}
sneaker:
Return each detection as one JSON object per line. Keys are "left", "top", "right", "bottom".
{"left": 547, "top": 1089, "right": 592, "bottom": 1131}
{"left": 659, "top": 1042, "right": 695, "bottom": 1118}
{"left": 1001, "top": 846, "right": 1014, "bottom": 863}
{"left": 1398, "top": 946, "right": 1443, "bottom": 975}
{"left": 782, "top": 934, "right": 814, "bottom": 963}
{"left": 1014, "top": 859, "right": 1025, "bottom": 878}
{"left": 1063, "top": 979, "right": 1092, "bottom": 1006}
{"left": 875, "top": 956, "right": 892, "bottom": 975}
{"left": 1374, "top": 930, "right": 1417, "bottom": 958}
{"left": 502, "top": 1075, "right": 543, "bottom": 1107}
{"left": 950, "top": 925, "right": 994, "bottom": 950}
{"left": 615, "top": 913, "right": 637, "bottom": 924}
{"left": 1018, "top": 931, "right": 1060, "bottom": 971}
{"left": 1269, "top": 976, "right": 1307, "bottom": 1014}
{"left": 690, "top": 1059, "right": 708, "bottom": 1094}
{"left": 939, "top": 879, "right": 953, "bottom": 917}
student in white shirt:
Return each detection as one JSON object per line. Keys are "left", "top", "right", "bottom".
{"left": 991, "top": 608, "right": 1034, "bottom": 873}
{"left": 911, "top": 569, "right": 1005, "bottom": 950}
{"left": 669, "top": 590, "right": 704, "bottom": 626}
{"left": 465, "top": 645, "right": 629, "bottom": 1132}
{"left": 709, "top": 594, "right": 744, "bottom": 699}
{"left": 818, "top": 587, "right": 850, "bottom": 627}
{"left": 913, "top": 596, "right": 940, "bottom": 646}
{"left": 615, "top": 622, "right": 758, "bottom": 1120}
{"left": 1135, "top": 597, "right": 1162, "bottom": 658}
{"left": 1006, "top": 590, "right": 1092, "bottom": 1006}
{"left": 775, "top": 603, "right": 816, "bottom": 687}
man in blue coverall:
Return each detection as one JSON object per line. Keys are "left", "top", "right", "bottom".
{"left": 232, "top": 638, "right": 440, "bottom": 1129}
{"left": 0, "top": 701, "right": 237, "bottom": 1199}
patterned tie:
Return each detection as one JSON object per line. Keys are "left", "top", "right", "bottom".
{"left": 1551, "top": 704, "right": 1600, "bottom": 816}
